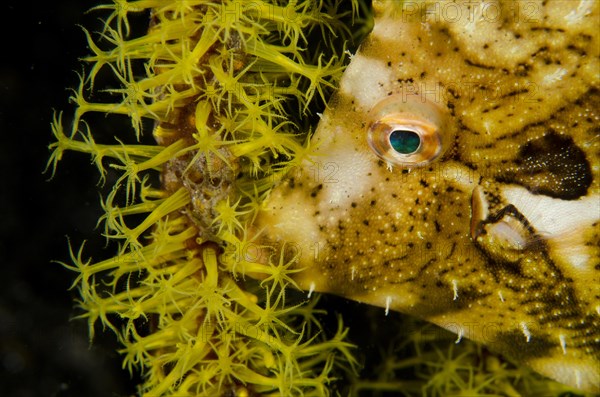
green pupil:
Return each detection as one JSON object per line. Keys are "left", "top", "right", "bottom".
{"left": 389, "top": 130, "right": 421, "bottom": 154}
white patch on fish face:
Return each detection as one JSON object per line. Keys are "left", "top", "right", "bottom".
{"left": 259, "top": 186, "right": 321, "bottom": 242}
{"left": 501, "top": 184, "right": 599, "bottom": 276}
{"left": 372, "top": 16, "right": 405, "bottom": 41}
{"left": 564, "top": 0, "right": 595, "bottom": 24}
{"left": 339, "top": 54, "right": 393, "bottom": 110}
{"left": 315, "top": 127, "right": 374, "bottom": 208}
{"left": 501, "top": 185, "right": 599, "bottom": 239}
{"left": 542, "top": 67, "right": 568, "bottom": 85}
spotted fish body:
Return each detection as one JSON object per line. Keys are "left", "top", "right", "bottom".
{"left": 252, "top": 0, "right": 600, "bottom": 391}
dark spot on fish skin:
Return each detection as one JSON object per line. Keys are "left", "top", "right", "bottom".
{"left": 567, "top": 44, "right": 587, "bottom": 57}
{"left": 502, "top": 88, "right": 529, "bottom": 99}
{"left": 447, "top": 88, "right": 459, "bottom": 99}
{"left": 310, "top": 183, "right": 323, "bottom": 198}
{"left": 515, "top": 63, "right": 531, "bottom": 77}
{"left": 500, "top": 131, "right": 592, "bottom": 200}
{"left": 531, "top": 26, "right": 552, "bottom": 33}
{"left": 465, "top": 59, "right": 496, "bottom": 70}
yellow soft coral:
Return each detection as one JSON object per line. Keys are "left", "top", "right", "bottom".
{"left": 49, "top": 1, "right": 359, "bottom": 395}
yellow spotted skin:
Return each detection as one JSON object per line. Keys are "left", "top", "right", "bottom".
{"left": 253, "top": 0, "right": 600, "bottom": 392}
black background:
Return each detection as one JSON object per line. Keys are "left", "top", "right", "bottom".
{"left": 1, "top": 1, "right": 136, "bottom": 396}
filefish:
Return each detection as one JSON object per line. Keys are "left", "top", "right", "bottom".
{"left": 251, "top": 0, "right": 600, "bottom": 391}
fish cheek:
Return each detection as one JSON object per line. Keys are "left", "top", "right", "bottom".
{"left": 300, "top": 165, "right": 399, "bottom": 296}
{"left": 311, "top": 168, "right": 479, "bottom": 315}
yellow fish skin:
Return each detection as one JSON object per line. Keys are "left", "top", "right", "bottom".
{"left": 251, "top": 0, "right": 600, "bottom": 392}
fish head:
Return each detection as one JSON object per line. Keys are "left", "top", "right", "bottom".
{"left": 250, "top": 0, "right": 600, "bottom": 391}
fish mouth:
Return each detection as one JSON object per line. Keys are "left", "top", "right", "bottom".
{"left": 245, "top": 192, "right": 331, "bottom": 292}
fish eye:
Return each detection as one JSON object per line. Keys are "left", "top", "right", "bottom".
{"left": 366, "top": 94, "right": 451, "bottom": 167}
{"left": 390, "top": 129, "right": 421, "bottom": 154}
